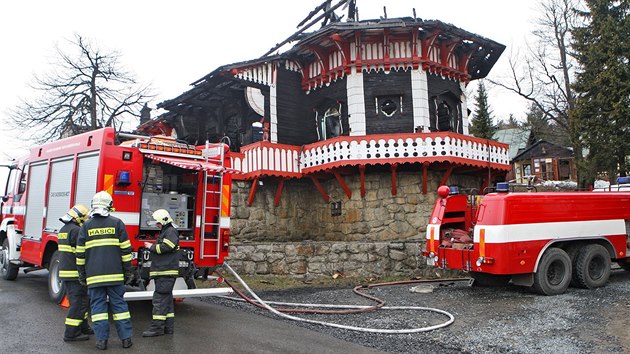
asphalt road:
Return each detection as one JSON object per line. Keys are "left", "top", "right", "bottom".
{"left": 0, "top": 271, "right": 382, "bottom": 354}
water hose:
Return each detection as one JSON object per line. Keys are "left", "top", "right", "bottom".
{"left": 219, "top": 262, "right": 456, "bottom": 334}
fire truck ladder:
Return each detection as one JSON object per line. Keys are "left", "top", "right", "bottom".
{"left": 199, "top": 142, "right": 225, "bottom": 259}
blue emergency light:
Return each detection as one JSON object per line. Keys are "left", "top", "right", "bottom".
{"left": 617, "top": 176, "right": 630, "bottom": 184}
{"left": 116, "top": 171, "right": 131, "bottom": 186}
{"left": 495, "top": 182, "right": 510, "bottom": 192}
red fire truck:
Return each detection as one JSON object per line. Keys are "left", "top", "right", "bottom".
{"left": 0, "top": 127, "right": 235, "bottom": 301}
{"left": 423, "top": 183, "right": 630, "bottom": 295}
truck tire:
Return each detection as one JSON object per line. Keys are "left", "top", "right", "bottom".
{"left": 574, "top": 244, "right": 610, "bottom": 289}
{"left": 533, "top": 247, "right": 571, "bottom": 295}
{"left": 1, "top": 238, "right": 19, "bottom": 281}
{"left": 471, "top": 272, "right": 510, "bottom": 287}
{"left": 566, "top": 243, "right": 583, "bottom": 287}
{"left": 47, "top": 251, "right": 66, "bottom": 303}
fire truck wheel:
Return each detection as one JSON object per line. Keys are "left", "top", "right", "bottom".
{"left": 1, "top": 238, "right": 19, "bottom": 281}
{"left": 47, "top": 251, "right": 66, "bottom": 303}
{"left": 566, "top": 243, "right": 584, "bottom": 287}
{"left": 533, "top": 247, "right": 571, "bottom": 295}
{"left": 574, "top": 244, "right": 611, "bottom": 289}
{"left": 470, "top": 272, "right": 510, "bottom": 287}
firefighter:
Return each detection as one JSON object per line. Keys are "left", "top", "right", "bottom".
{"left": 76, "top": 191, "right": 133, "bottom": 350}
{"left": 58, "top": 204, "right": 93, "bottom": 342}
{"left": 142, "top": 209, "right": 180, "bottom": 337}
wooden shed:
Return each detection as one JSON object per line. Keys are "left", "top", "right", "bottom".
{"left": 512, "top": 140, "right": 576, "bottom": 182}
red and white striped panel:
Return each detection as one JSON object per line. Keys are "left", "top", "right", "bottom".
{"left": 145, "top": 154, "right": 239, "bottom": 173}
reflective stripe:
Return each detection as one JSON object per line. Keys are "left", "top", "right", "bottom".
{"left": 121, "top": 254, "right": 132, "bottom": 262}
{"left": 60, "top": 270, "right": 79, "bottom": 278}
{"left": 150, "top": 270, "right": 179, "bottom": 277}
{"left": 85, "top": 238, "right": 120, "bottom": 249}
{"left": 84, "top": 312, "right": 89, "bottom": 319}
{"left": 92, "top": 313, "right": 108, "bottom": 322}
{"left": 166, "top": 313, "right": 174, "bottom": 318}
{"left": 113, "top": 312, "right": 131, "bottom": 321}
{"left": 76, "top": 258, "right": 85, "bottom": 266}
{"left": 119, "top": 240, "right": 131, "bottom": 249}
{"left": 164, "top": 239, "right": 176, "bottom": 249}
{"left": 156, "top": 244, "right": 162, "bottom": 254}
{"left": 76, "top": 245, "right": 86, "bottom": 252}
{"left": 65, "top": 318, "right": 83, "bottom": 326}
{"left": 152, "top": 315, "right": 167, "bottom": 320}
{"left": 58, "top": 245, "right": 75, "bottom": 253}
{"left": 86, "top": 274, "right": 124, "bottom": 285}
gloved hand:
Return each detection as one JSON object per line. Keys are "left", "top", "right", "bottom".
{"left": 124, "top": 269, "right": 134, "bottom": 285}
{"left": 78, "top": 273, "right": 87, "bottom": 287}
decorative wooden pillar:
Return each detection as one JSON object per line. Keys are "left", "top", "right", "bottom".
{"left": 333, "top": 171, "right": 352, "bottom": 199}
{"left": 440, "top": 166, "right": 453, "bottom": 187}
{"left": 359, "top": 165, "right": 366, "bottom": 198}
{"left": 274, "top": 179, "right": 285, "bottom": 207}
{"left": 391, "top": 163, "right": 398, "bottom": 196}
{"left": 310, "top": 176, "right": 330, "bottom": 203}
{"left": 247, "top": 176, "right": 259, "bottom": 207}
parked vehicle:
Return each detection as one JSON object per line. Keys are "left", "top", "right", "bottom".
{"left": 0, "top": 127, "right": 234, "bottom": 301}
{"left": 423, "top": 183, "right": 630, "bottom": 295}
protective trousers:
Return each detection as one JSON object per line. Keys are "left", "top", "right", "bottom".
{"left": 63, "top": 280, "right": 90, "bottom": 338}
{"left": 88, "top": 285, "right": 133, "bottom": 341}
{"left": 149, "top": 277, "right": 176, "bottom": 332}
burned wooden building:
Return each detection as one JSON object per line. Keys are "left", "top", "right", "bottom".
{"left": 138, "top": 1, "right": 510, "bottom": 244}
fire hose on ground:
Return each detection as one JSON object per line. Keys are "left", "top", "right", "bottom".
{"left": 216, "top": 262, "right": 460, "bottom": 334}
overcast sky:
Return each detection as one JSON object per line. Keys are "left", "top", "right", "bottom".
{"left": 0, "top": 0, "right": 539, "bottom": 164}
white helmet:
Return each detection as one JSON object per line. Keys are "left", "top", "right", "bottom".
{"left": 152, "top": 209, "right": 173, "bottom": 225}
{"left": 91, "top": 191, "right": 113, "bottom": 216}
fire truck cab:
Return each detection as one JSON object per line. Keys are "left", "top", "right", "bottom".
{"left": 424, "top": 183, "right": 630, "bottom": 295}
{"left": 0, "top": 127, "right": 234, "bottom": 302}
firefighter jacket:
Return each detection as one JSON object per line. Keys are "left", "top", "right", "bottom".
{"left": 76, "top": 215, "right": 132, "bottom": 288}
{"left": 148, "top": 223, "right": 180, "bottom": 278}
{"left": 58, "top": 221, "right": 81, "bottom": 280}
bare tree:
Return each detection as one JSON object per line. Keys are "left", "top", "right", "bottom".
{"left": 489, "top": 0, "right": 586, "bottom": 182}
{"left": 8, "top": 34, "right": 153, "bottom": 143}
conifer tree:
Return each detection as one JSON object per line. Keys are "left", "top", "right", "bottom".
{"left": 573, "top": 0, "right": 630, "bottom": 181}
{"left": 469, "top": 81, "right": 496, "bottom": 139}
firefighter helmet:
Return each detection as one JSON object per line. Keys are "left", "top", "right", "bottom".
{"left": 91, "top": 191, "right": 113, "bottom": 209}
{"left": 152, "top": 209, "right": 173, "bottom": 225}
{"left": 67, "top": 204, "right": 89, "bottom": 223}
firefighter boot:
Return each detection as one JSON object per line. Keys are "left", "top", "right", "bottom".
{"left": 164, "top": 318, "right": 174, "bottom": 335}
{"left": 142, "top": 321, "right": 165, "bottom": 337}
{"left": 80, "top": 323, "right": 94, "bottom": 335}
{"left": 122, "top": 338, "right": 133, "bottom": 348}
{"left": 63, "top": 325, "right": 89, "bottom": 342}
{"left": 96, "top": 340, "right": 107, "bottom": 350}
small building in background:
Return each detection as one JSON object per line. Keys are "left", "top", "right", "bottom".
{"left": 493, "top": 128, "right": 534, "bottom": 181}
{"left": 512, "top": 140, "right": 576, "bottom": 182}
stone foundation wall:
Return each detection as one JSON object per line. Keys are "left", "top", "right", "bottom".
{"left": 230, "top": 170, "right": 481, "bottom": 243}
{"left": 227, "top": 240, "right": 445, "bottom": 278}
{"left": 227, "top": 171, "right": 480, "bottom": 277}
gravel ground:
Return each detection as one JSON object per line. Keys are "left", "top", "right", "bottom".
{"left": 202, "top": 268, "right": 630, "bottom": 354}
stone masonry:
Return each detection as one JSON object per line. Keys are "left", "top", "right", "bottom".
{"left": 227, "top": 170, "right": 481, "bottom": 277}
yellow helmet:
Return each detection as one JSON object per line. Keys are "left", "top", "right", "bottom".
{"left": 152, "top": 209, "right": 173, "bottom": 225}
{"left": 62, "top": 204, "right": 89, "bottom": 224}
